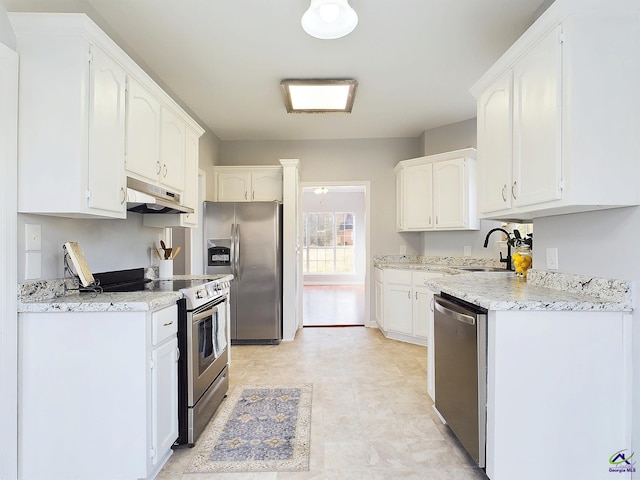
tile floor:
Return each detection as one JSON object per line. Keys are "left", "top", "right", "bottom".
{"left": 158, "top": 326, "right": 489, "bottom": 480}
{"left": 303, "top": 286, "right": 365, "bottom": 326}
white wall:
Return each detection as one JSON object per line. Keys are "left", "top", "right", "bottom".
{"left": 302, "top": 189, "right": 366, "bottom": 285}
{"left": 219, "top": 138, "right": 422, "bottom": 256}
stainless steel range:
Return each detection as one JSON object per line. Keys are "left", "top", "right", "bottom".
{"left": 176, "top": 277, "right": 230, "bottom": 447}
{"left": 95, "top": 268, "right": 231, "bottom": 447}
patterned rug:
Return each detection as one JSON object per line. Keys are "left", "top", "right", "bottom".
{"left": 186, "top": 384, "right": 312, "bottom": 473}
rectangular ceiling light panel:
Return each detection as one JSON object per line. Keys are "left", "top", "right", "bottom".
{"left": 281, "top": 79, "right": 357, "bottom": 113}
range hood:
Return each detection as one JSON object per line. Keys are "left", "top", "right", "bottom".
{"left": 126, "top": 177, "right": 193, "bottom": 214}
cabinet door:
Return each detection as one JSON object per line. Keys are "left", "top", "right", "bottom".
{"left": 251, "top": 169, "right": 282, "bottom": 201}
{"left": 383, "top": 284, "right": 412, "bottom": 335}
{"left": 375, "top": 280, "right": 384, "bottom": 329}
{"left": 512, "top": 25, "right": 563, "bottom": 207}
{"left": 87, "top": 46, "right": 127, "bottom": 216}
{"left": 151, "top": 337, "right": 178, "bottom": 466}
{"left": 126, "top": 77, "right": 161, "bottom": 181}
{"left": 433, "top": 159, "right": 465, "bottom": 229}
{"left": 403, "top": 163, "right": 433, "bottom": 230}
{"left": 396, "top": 171, "right": 404, "bottom": 230}
{"left": 217, "top": 172, "right": 251, "bottom": 201}
{"left": 412, "top": 285, "right": 432, "bottom": 338}
{"left": 477, "top": 70, "right": 513, "bottom": 213}
{"left": 159, "top": 107, "right": 186, "bottom": 191}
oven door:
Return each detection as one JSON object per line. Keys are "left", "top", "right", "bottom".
{"left": 188, "top": 296, "right": 228, "bottom": 405}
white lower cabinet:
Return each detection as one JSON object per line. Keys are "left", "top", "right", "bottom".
{"left": 379, "top": 268, "right": 443, "bottom": 346}
{"left": 486, "top": 310, "right": 632, "bottom": 480}
{"left": 18, "top": 304, "right": 179, "bottom": 480}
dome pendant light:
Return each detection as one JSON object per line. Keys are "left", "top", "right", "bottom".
{"left": 301, "top": 0, "right": 358, "bottom": 40}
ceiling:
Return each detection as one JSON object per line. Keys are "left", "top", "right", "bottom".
{"left": 6, "top": 0, "right": 550, "bottom": 141}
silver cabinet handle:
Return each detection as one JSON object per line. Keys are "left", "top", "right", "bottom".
{"left": 244, "top": 191, "right": 247, "bottom": 200}
{"left": 252, "top": 190, "right": 255, "bottom": 200}
{"left": 512, "top": 181, "right": 517, "bottom": 200}
{"left": 120, "top": 187, "right": 126, "bottom": 205}
{"left": 162, "top": 164, "right": 168, "bottom": 178}
{"left": 176, "top": 346, "right": 180, "bottom": 361}
{"left": 156, "top": 161, "right": 161, "bottom": 175}
{"left": 163, "top": 321, "right": 173, "bottom": 326}
{"left": 430, "top": 297, "right": 434, "bottom": 312}
{"left": 501, "top": 184, "right": 507, "bottom": 202}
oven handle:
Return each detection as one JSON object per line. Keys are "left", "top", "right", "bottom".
{"left": 191, "top": 295, "right": 227, "bottom": 322}
{"left": 193, "top": 305, "right": 217, "bottom": 324}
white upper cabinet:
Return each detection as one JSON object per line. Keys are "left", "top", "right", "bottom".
{"left": 125, "top": 77, "right": 161, "bottom": 182}
{"left": 9, "top": 13, "right": 203, "bottom": 220}
{"left": 87, "top": 46, "right": 128, "bottom": 216}
{"left": 11, "top": 14, "right": 128, "bottom": 218}
{"left": 471, "top": 2, "right": 640, "bottom": 220}
{"left": 214, "top": 166, "right": 283, "bottom": 202}
{"left": 395, "top": 148, "right": 479, "bottom": 231}
{"left": 159, "top": 106, "right": 186, "bottom": 191}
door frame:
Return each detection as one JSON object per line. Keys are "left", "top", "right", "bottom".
{"left": 300, "top": 181, "right": 372, "bottom": 327}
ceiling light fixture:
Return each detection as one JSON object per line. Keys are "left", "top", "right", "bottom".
{"left": 280, "top": 79, "right": 358, "bottom": 113}
{"left": 314, "top": 187, "right": 329, "bottom": 195}
{"left": 301, "top": 0, "right": 358, "bottom": 40}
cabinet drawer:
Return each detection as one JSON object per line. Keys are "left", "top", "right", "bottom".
{"left": 152, "top": 304, "right": 178, "bottom": 345}
{"left": 383, "top": 269, "right": 412, "bottom": 284}
{"left": 412, "top": 271, "right": 443, "bottom": 285}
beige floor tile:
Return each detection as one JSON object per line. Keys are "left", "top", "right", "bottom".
{"left": 158, "top": 326, "right": 488, "bottom": 479}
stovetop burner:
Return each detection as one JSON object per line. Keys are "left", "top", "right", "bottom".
{"left": 93, "top": 268, "right": 229, "bottom": 310}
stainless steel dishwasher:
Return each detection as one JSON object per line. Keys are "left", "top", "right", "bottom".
{"left": 433, "top": 293, "right": 488, "bottom": 468}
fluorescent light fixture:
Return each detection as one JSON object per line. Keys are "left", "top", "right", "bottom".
{"left": 301, "top": 0, "right": 358, "bottom": 40}
{"left": 280, "top": 79, "right": 358, "bottom": 113}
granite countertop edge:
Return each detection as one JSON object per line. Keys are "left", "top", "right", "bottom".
{"left": 17, "top": 273, "right": 233, "bottom": 313}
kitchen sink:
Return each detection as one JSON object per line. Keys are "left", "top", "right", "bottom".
{"left": 454, "top": 266, "right": 511, "bottom": 272}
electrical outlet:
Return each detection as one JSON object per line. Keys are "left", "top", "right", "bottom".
{"left": 546, "top": 247, "right": 559, "bottom": 270}
{"left": 463, "top": 245, "right": 472, "bottom": 256}
{"left": 399, "top": 244, "right": 407, "bottom": 255}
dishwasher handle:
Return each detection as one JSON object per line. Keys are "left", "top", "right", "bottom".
{"left": 434, "top": 297, "right": 477, "bottom": 325}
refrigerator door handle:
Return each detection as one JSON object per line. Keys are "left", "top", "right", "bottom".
{"left": 229, "top": 223, "right": 236, "bottom": 276}
{"left": 235, "top": 224, "right": 241, "bottom": 281}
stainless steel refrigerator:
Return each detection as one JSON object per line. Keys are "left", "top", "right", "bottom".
{"left": 203, "top": 201, "right": 282, "bottom": 344}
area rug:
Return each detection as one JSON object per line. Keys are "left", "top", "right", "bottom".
{"left": 186, "top": 384, "right": 312, "bottom": 473}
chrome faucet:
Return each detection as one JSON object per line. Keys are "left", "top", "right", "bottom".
{"left": 483, "top": 228, "right": 513, "bottom": 271}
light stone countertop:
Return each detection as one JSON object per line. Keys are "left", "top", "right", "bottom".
{"left": 374, "top": 255, "right": 632, "bottom": 312}
{"left": 17, "top": 274, "right": 233, "bottom": 313}
{"left": 424, "top": 273, "right": 631, "bottom": 312}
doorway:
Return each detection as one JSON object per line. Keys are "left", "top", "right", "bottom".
{"left": 301, "top": 184, "right": 368, "bottom": 327}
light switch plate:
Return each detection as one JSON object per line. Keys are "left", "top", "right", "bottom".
{"left": 25, "top": 251, "right": 42, "bottom": 279}
{"left": 25, "top": 224, "right": 41, "bottom": 251}
{"left": 399, "top": 244, "right": 407, "bottom": 255}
